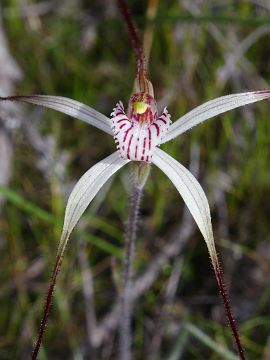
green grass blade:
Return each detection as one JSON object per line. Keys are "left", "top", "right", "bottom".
{"left": 0, "top": 185, "right": 55, "bottom": 223}
{"left": 83, "top": 233, "right": 123, "bottom": 259}
{"left": 184, "top": 322, "right": 239, "bottom": 360}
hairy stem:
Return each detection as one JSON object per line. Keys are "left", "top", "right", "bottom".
{"left": 32, "top": 255, "right": 62, "bottom": 360}
{"left": 213, "top": 260, "right": 246, "bottom": 360}
{"left": 117, "top": 0, "right": 146, "bottom": 74}
{"left": 119, "top": 163, "right": 149, "bottom": 360}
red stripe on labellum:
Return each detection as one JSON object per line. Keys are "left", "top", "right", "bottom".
{"left": 123, "top": 127, "right": 132, "bottom": 142}
{"left": 120, "top": 123, "right": 127, "bottom": 129}
{"left": 158, "top": 117, "right": 167, "bottom": 125}
{"left": 148, "top": 128, "right": 152, "bottom": 150}
{"left": 152, "top": 123, "right": 160, "bottom": 136}
{"left": 135, "top": 143, "right": 138, "bottom": 158}
{"left": 117, "top": 118, "right": 128, "bottom": 123}
{"left": 127, "top": 134, "right": 134, "bottom": 159}
{"left": 142, "top": 137, "right": 146, "bottom": 155}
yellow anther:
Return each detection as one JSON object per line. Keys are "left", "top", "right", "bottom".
{"left": 133, "top": 101, "right": 148, "bottom": 114}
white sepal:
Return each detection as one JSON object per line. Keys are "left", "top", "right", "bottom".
{"left": 152, "top": 148, "right": 218, "bottom": 263}
{"left": 4, "top": 95, "right": 113, "bottom": 135}
{"left": 162, "top": 90, "right": 270, "bottom": 143}
{"left": 58, "top": 151, "right": 130, "bottom": 257}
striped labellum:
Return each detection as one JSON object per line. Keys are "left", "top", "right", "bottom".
{"left": 111, "top": 92, "right": 171, "bottom": 162}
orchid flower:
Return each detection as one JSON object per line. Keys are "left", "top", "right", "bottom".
{"left": 1, "top": 2, "right": 270, "bottom": 359}
{"left": 2, "top": 88, "right": 269, "bottom": 266}
{"left": 2, "top": 78, "right": 270, "bottom": 358}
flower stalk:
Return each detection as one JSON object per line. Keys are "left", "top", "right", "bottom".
{"left": 120, "top": 163, "right": 150, "bottom": 360}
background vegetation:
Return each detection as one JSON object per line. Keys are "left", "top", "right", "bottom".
{"left": 0, "top": 1, "right": 270, "bottom": 359}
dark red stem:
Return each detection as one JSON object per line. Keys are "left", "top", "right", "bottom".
{"left": 32, "top": 255, "right": 62, "bottom": 360}
{"left": 214, "top": 261, "right": 245, "bottom": 360}
{"left": 117, "top": 0, "right": 146, "bottom": 74}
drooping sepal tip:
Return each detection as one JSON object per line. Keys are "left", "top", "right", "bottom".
{"left": 212, "top": 258, "right": 246, "bottom": 360}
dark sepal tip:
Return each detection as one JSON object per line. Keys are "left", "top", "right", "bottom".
{"left": 213, "top": 260, "right": 246, "bottom": 360}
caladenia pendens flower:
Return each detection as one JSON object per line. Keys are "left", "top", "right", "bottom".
{"left": 1, "top": 84, "right": 270, "bottom": 360}
{"left": 1, "top": 2, "right": 270, "bottom": 359}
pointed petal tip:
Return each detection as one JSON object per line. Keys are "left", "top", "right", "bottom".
{"left": 0, "top": 95, "right": 37, "bottom": 101}
{"left": 253, "top": 89, "right": 270, "bottom": 95}
{"left": 0, "top": 95, "right": 21, "bottom": 101}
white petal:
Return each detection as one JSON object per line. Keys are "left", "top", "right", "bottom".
{"left": 0, "top": 95, "right": 113, "bottom": 135}
{"left": 162, "top": 90, "right": 270, "bottom": 143}
{"left": 152, "top": 148, "right": 217, "bottom": 263}
{"left": 58, "top": 152, "right": 130, "bottom": 257}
